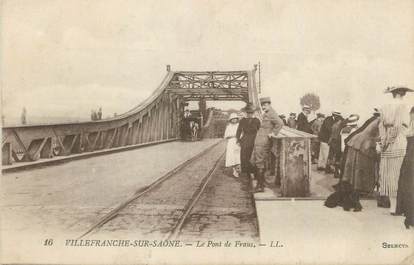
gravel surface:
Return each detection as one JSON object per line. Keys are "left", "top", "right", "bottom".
{"left": 92, "top": 141, "right": 227, "bottom": 238}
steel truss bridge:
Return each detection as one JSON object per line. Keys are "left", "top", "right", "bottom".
{"left": 2, "top": 66, "right": 260, "bottom": 167}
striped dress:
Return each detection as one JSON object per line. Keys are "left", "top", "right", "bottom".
{"left": 378, "top": 101, "right": 409, "bottom": 198}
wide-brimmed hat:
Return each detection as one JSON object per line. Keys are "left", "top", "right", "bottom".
{"left": 384, "top": 86, "right": 414, "bottom": 94}
{"left": 242, "top": 103, "right": 256, "bottom": 113}
{"left": 228, "top": 113, "right": 239, "bottom": 121}
{"left": 259, "top": 97, "right": 271, "bottom": 105}
{"left": 332, "top": 111, "right": 341, "bottom": 116}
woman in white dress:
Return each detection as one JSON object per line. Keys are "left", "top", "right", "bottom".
{"left": 224, "top": 113, "right": 241, "bottom": 178}
{"left": 378, "top": 86, "right": 413, "bottom": 213}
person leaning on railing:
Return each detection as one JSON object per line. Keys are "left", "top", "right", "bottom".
{"left": 250, "top": 97, "right": 284, "bottom": 193}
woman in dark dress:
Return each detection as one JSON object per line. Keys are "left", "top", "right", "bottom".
{"left": 236, "top": 104, "right": 261, "bottom": 178}
{"left": 341, "top": 117, "right": 380, "bottom": 195}
{"left": 395, "top": 106, "right": 414, "bottom": 229}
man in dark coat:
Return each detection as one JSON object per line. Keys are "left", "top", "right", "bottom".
{"left": 310, "top": 113, "right": 325, "bottom": 163}
{"left": 250, "top": 97, "right": 284, "bottom": 192}
{"left": 236, "top": 104, "right": 261, "bottom": 178}
{"left": 297, "top": 105, "right": 313, "bottom": 134}
{"left": 325, "top": 112, "right": 344, "bottom": 173}
{"left": 318, "top": 111, "right": 341, "bottom": 171}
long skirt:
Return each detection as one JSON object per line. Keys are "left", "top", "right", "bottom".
{"left": 225, "top": 137, "right": 240, "bottom": 167}
{"left": 379, "top": 151, "right": 405, "bottom": 198}
{"left": 342, "top": 148, "right": 378, "bottom": 194}
{"left": 396, "top": 137, "right": 414, "bottom": 225}
{"left": 240, "top": 140, "right": 255, "bottom": 174}
{"left": 317, "top": 142, "right": 330, "bottom": 168}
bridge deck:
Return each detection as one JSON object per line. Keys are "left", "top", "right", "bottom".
{"left": 1, "top": 139, "right": 221, "bottom": 238}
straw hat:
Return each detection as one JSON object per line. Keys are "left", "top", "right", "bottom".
{"left": 347, "top": 114, "right": 360, "bottom": 126}
{"left": 302, "top": 104, "right": 311, "bottom": 110}
{"left": 384, "top": 86, "right": 414, "bottom": 94}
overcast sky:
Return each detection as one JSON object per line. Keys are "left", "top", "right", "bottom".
{"left": 1, "top": 0, "right": 414, "bottom": 124}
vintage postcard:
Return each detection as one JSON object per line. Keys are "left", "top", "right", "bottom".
{"left": 1, "top": 0, "right": 413, "bottom": 264}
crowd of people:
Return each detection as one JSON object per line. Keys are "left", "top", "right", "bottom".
{"left": 224, "top": 86, "right": 413, "bottom": 229}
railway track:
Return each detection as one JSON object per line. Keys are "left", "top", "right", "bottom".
{"left": 79, "top": 140, "right": 227, "bottom": 239}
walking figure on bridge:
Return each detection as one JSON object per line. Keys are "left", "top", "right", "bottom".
{"left": 224, "top": 113, "right": 241, "bottom": 178}
{"left": 236, "top": 103, "right": 260, "bottom": 179}
{"left": 250, "top": 97, "right": 284, "bottom": 192}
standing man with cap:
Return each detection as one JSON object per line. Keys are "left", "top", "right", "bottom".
{"left": 250, "top": 97, "right": 284, "bottom": 192}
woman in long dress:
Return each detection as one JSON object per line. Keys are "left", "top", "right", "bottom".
{"left": 378, "top": 86, "right": 412, "bottom": 213}
{"left": 396, "top": 106, "right": 414, "bottom": 228}
{"left": 224, "top": 113, "right": 241, "bottom": 178}
{"left": 342, "top": 116, "right": 380, "bottom": 195}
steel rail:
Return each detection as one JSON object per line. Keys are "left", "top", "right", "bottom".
{"left": 164, "top": 151, "right": 225, "bottom": 240}
{"left": 78, "top": 139, "right": 224, "bottom": 239}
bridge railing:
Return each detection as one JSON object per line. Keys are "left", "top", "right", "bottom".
{"left": 2, "top": 71, "right": 182, "bottom": 166}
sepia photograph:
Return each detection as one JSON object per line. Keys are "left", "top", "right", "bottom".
{"left": 1, "top": 0, "right": 414, "bottom": 264}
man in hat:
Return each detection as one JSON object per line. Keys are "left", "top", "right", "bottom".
{"left": 297, "top": 105, "right": 313, "bottom": 134}
{"left": 287, "top": 113, "right": 297, "bottom": 129}
{"left": 328, "top": 113, "right": 346, "bottom": 176}
{"left": 181, "top": 109, "right": 192, "bottom": 140}
{"left": 236, "top": 103, "right": 261, "bottom": 178}
{"left": 310, "top": 113, "right": 325, "bottom": 163}
{"left": 317, "top": 111, "right": 342, "bottom": 172}
{"left": 250, "top": 97, "right": 284, "bottom": 192}
{"left": 311, "top": 113, "right": 325, "bottom": 136}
